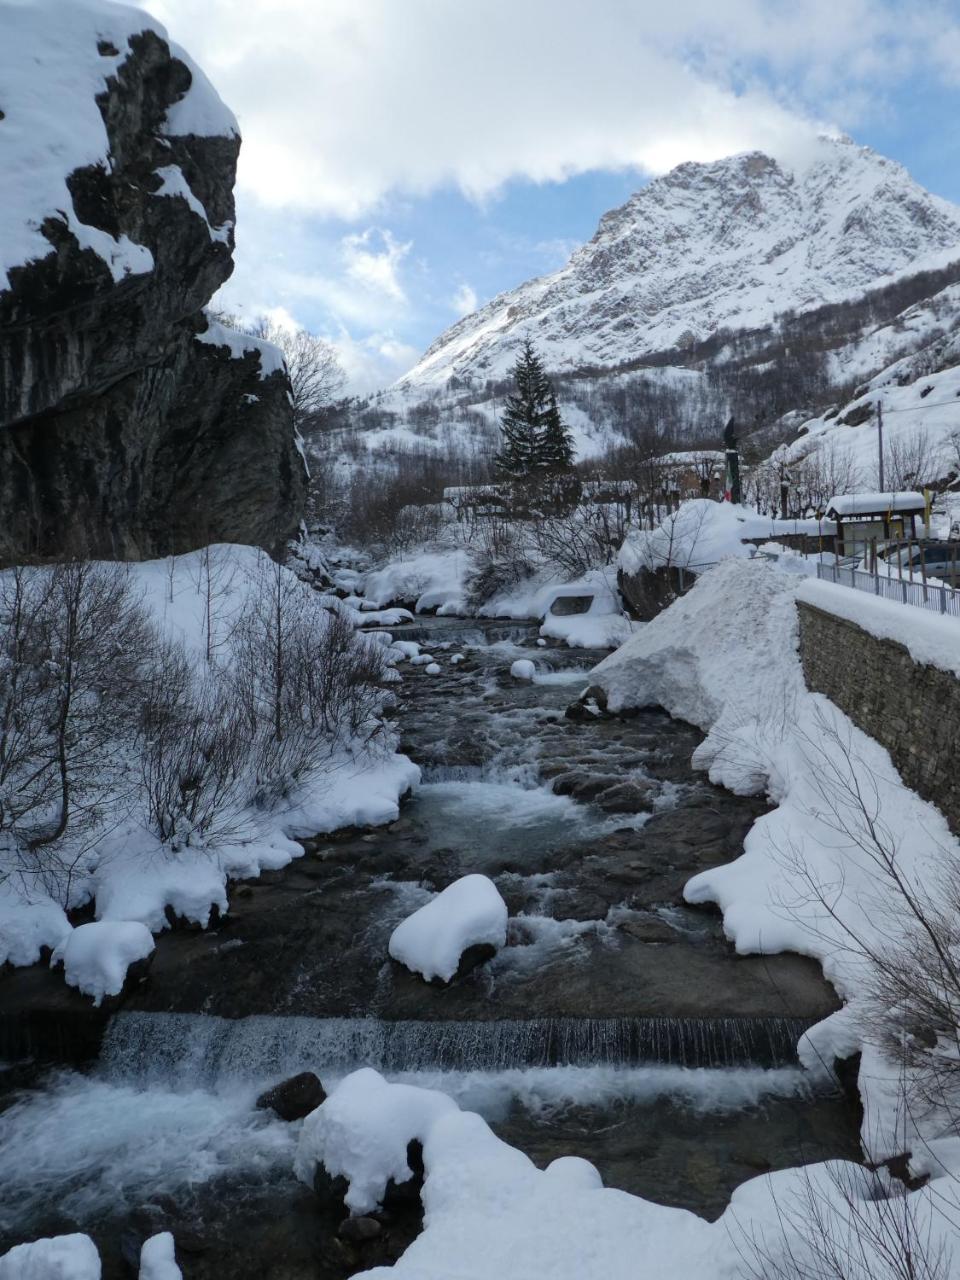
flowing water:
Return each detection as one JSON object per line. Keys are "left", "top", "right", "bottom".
{"left": 0, "top": 617, "right": 861, "bottom": 1276}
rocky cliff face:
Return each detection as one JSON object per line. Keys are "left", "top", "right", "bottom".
{"left": 0, "top": 0, "right": 304, "bottom": 562}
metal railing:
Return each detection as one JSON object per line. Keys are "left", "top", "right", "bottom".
{"left": 816, "top": 561, "right": 960, "bottom": 619}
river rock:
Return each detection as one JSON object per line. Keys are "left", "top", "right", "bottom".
{"left": 595, "top": 781, "right": 658, "bottom": 814}
{"left": 339, "top": 1216, "right": 382, "bottom": 1243}
{"left": 256, "top": 1071, "right": 326, "bottom": 1121}
{"left": 0, "top": 6, "right": 304, "bottom": 561}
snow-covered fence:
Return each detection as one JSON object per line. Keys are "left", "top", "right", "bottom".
{"left": 816, "top": 560, "right": 960, "bottom": 619}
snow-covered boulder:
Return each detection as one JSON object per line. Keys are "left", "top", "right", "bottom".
{"left": 510, "top": 659, "right": 536, "bottom": 680}
{"left": 388, "top": 874, "right": 508, "bottom": 982}
{"left": 139, "top": 1233, "right": 182, "bottom": 1280}
{"left": 50, "top": 920, "right": 155, "bottom": 1006}
{"left": 0, "top": 1233, "right": 101, "bottom": 1280}
{"left": 294, "top": 1068, "right": 457, "bottom": 1215}
{"left": 0, "top": 0, "right": 303, "bottom": 561}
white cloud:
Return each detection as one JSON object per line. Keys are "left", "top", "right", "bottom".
{"left": 332, "top": 331, "right": 421, "bottom": 395}
{"left": 450, "top": 282, "right": 478, "bottom": 317}
{"left": 138, "top": 0, "right": 960, "bottom": 218}
{"left": 341, "top": 228, "right": 411, "bottom": 303}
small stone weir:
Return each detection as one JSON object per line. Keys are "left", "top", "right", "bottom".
{"left": 100, "top": 1011, "right": 816, "bottom": 1087}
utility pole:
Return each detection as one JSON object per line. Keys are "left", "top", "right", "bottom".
{"left": 877, "top": 399, "right": 885, "bottom": 491}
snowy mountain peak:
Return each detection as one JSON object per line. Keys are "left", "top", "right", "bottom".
{"left": 399, "top": 136, "right": 960, "bottom": 393}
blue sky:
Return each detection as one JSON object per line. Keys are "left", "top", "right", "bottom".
{"left": 142, "top": 0, "right": 960, "bottom": 393}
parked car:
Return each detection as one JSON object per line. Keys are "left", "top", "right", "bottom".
{"left": 880, "top": 542, "right": 960, "bottom": 585}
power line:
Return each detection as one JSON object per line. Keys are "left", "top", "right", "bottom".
{"left": 872, "top": 396, "right": 960, "bottom": 415}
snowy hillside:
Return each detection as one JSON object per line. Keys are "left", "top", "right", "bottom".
{"left": 399, "top": 137, "right": 960, "bottom": 392}
{"left": 780, "top": 323, "right": 960, "bottom": 494}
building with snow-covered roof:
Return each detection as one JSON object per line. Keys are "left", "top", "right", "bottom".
{"left": 825, "top": 491, "right": 927, "bottom": 557}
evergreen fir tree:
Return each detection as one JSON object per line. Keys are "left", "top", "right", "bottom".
{"left": 538, "top": 389, "right": 575, "bottom": 472}
{"left": 494, "top": 341, "right": 573, "bottom": 482}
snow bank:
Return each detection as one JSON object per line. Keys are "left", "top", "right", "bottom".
{"left": 362, "top": 551, "right": 469, "bottom": 614}
{"left": 294, "top": 1068, "right": 457, "bottom": 1214}
{"left": 593, "top": 556, "right": 960, "bottom": 1162}
{"left": 0, "top": 1230, "right": 181, "bottom": 1279}
{"left": 138, "top": 1234, "right": 181, "bottom": 1280}
{"left": 618, "top": 501, "right": 828, "bottom": 576}
{"left": 388, "top": 874, "right": 508, "bottom": 982}
{"left": 0, "top": 886, "right": 70, "bottom": 969}
{"left": 50, "top": 921, "right": 154, "bottom": 1006}
{"left": 0, "top": 1234, "right": 100, "bottom": 1280}
{"left": 309, "top": 1069, "right": 960, "bottom": 1280}
{"left": 0, "top": 0, "right": 236, "bottom": 293}
{"left": 539, "top": 586, "right": 634, "bottom": 649}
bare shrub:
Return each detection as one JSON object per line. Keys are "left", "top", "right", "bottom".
{"left": 137, "top": 634, "right": 252, "bottom": 850}
{"left": 886, "top": 428, "right": 944, "bottom": 492}
{"left": 731, "top": 1159, "right": 951, "bottom": 1280}
{"left": 231, "top": 559, "right": 387, "bottom": 807}
{"left": 0, "top": 562, "right": 152, "bottom": 897}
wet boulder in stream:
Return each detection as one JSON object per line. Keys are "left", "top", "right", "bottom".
{"left": 256, "top": 1071, "right": 326, "bottom": 1122}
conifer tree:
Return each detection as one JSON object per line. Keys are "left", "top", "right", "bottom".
{"left": 538, "top": 388, "right": 575, "bottom": 472}
{"left": 494, "top": 341, "right": 573, "bottom": 481}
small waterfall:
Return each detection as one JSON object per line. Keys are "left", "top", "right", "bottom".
{"left": 99, "top": 1012, "right": 814, "bottom": 1089}
{"left": 385, "top": 620, "right": 540, "bottom": 646}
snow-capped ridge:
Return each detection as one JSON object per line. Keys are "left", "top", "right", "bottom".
{"left": 396, "top": 136, "right": 960, "bottom": 395}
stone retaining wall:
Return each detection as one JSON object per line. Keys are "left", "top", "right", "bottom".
{"left": 797, "top": 600, "right": 960, "bottom": 833}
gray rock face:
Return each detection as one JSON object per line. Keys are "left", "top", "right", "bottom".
{"left": 0, "top": 26, "right": 304, "bottom": 561}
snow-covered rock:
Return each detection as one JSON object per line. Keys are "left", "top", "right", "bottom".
{"left": 294, "top": 1068, "right": 457, "bottom": 1215}
{"left": 388, "top": 874, "right": 508, "bottom": 982}
{"left": 0, "top": 1233, "right": 101, "bottom": 1280}
{"left": 0, "top": 0, "right": 303, "bottom": 562}
{"left": 138, "top": 1234, "right": 182, "bottom": 1280}
{"left": 50, "top": 921, "right": 155, "bottom": 1006}
{"left": 362, "top": 551, "right": 469, "bottom": 613}
{"left": 510, "top": 659, "right": 536, "bottom": 680}
{"left": 424, "top": 663, "right": 441, "bottom": 675}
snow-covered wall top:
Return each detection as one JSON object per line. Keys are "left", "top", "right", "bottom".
{"left": 0, "top": 0, "right": 237, "bottom": 292}
{"left": 397, "top": 137, "right": 960, "bottom": 391}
